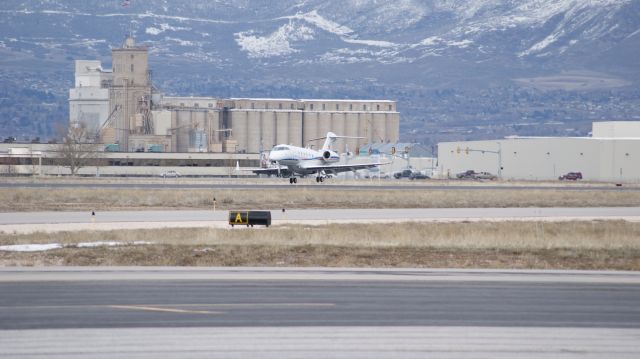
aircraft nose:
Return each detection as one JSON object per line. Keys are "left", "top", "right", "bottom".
{"left": 268, "top": 152, "right": 279, "bottom": 162}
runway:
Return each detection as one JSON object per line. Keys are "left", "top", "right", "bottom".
{"left": 1, "top": 267, "right": 640, "bottom": 358}
{"left": 1, "top": 207, "right": 639, "bottom": 233}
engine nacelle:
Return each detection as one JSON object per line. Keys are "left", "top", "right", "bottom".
{"left": 322, "top": 151, "right": 332, "bottom": 161}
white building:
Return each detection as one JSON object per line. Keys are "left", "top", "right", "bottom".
{"left": 68, "top": 60, "right": 112, "bottom": 134}
{"left": 438, "top": 121, "right": 640, "bottom": 183}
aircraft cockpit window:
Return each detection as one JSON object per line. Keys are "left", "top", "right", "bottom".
{"left": 273, "top": 146, "right": 288, "bottom": 151}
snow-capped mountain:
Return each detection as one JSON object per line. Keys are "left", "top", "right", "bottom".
{"left": 1, "top": 0, "right": 639, "bottom": 143}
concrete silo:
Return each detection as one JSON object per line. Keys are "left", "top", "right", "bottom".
{"left": 386, "top": 113, "right": 400, "bottom": 143}
{"left": 247, "top": 111, "right": 261, "bottom": 154}
{"left": 289, "top": 111, "right": 303, "bottom": 147}
{"left": 176, "top": 109, "right": 192, "bottom": 152}
{"left": 318, "top": 111, "right": 332, "bottom": 147}
{"left": 276, "top": 112, "right": 289, "bottom": 145}
{"left": 345, "top": 112, "right": 359, "bottom": 153}
{"left": 261, "top": 111, "right": 276, "bottom": 150}
{"left": 331, "top": 112, "right": 347, "bottom": 152}
{"left": 372, "top": 112, "right": 387, "bottom": 143}
{"left": 303, "top": 111, "right": 319, "bottom": 147}
{"left": 231, "top": 111, "right": 248, "bottom": 153}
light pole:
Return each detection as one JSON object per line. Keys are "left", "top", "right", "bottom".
{"left": 496, "top": 142, "right": 502, "bottom": 179}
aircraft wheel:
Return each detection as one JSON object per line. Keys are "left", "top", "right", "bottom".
{"left": 293, "top": 178, "right": 297, "bottom": 184}
{"left": 289, "top": 178, "right": 293, "bottom": 184}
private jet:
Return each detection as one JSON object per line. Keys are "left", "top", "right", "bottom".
{"left": 247, "top": 132, "right": 391, "bottom": 183}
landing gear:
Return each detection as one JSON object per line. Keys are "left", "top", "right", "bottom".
{"left": 289, "top": 177, "right": 298, "bottom": 184}
{"left": 315, "top": 176, "right": 324, "bottom": 183}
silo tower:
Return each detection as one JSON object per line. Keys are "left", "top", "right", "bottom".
{"left": 107, "top": 36, "right": 151, "bottom": 151}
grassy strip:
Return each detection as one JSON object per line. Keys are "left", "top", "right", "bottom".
{"left": 2, "top": 187, "right": 640, "bottom": 211}
{"left": 2, "top": 245, "right": 638, "bottom": 270}
{"left": 2, "top": 221, "right": 639, "bottom": 269}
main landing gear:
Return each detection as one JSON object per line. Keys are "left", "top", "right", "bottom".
{"left": 315, "top": 176, "right": 325, "bottom": 183}
{"left": 289, "top": 177, "right": 298, "bottom": 184}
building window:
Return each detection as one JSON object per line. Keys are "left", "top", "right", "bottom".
{"left": 265, "top": 103, "right": 269, "bottom": 109}
{"left": 336, "top": 104, "right": 339, "bottom": 110}
{"left": 279, "top": 103, "right": 282, "bottom": 109}
{"left": 180, "top": 103, "right": 184, "bottom": 107}
{"left": 194, "top": 103, "right": 199, "bottom": 108}
{"left": 130, "top": 54, "right": 134, "bottom": 59}
{"left": 322, "top": 104, "right": 326, "bottom": 110}
{"left": 208, "top": 103, "right": 213, "bottom": 108}
{"left": 363, "top": 105, "right": 367, "bottom": 111}
{"left": 310, "top": 104, "right": 314, "bottom": 110}
{"left": 377, "top": 104, "right": 380, "bottom": 111}
{"left": 251, "top": 103, "right": 255, "bottom": 109}
{"left": 290, "top": 104, "right": 294, "bottom": 109}
{"left": 349, "top": 104, "right": 353, "bottom": 110}
{"left": 388, "top": 105, "right": 392, "bottom": 111}
{"left": 130, "top": 64, "right": 134, "bottom": 72}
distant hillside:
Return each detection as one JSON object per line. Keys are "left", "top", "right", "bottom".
{"left": 1, "top": 0, "right": 639, "bottom": 145}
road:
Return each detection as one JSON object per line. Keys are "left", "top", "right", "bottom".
{"left": 0, "top": 180, "right": 637, "bottom": 191}
{"left": 1, "top": 207, "right": 639, "bottom": 233}
{"left": 1, "top": 267, "right": 639, "bottom": 358}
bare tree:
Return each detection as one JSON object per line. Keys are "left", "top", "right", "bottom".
{"left": 55, "top": 122, "right": 102, "bottom": 176}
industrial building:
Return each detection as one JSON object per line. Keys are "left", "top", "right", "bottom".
{"left": 69, "top": 37, "right": 400, "bottom": 154}
{"left": 438, "top": 121, "right": 640, "bottom": 182}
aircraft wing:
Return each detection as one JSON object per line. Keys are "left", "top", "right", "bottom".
{"left": 240, "top": 165, "right": 293, "bottom": 177}
{"left": 303, "top": 160, "right": 392, "bottom": 175}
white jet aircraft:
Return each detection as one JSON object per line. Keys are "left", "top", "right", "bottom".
{"left": 250, "top": 132, "right": 391, "bottom": 183}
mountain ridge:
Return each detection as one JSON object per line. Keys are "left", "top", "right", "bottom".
{"left": 0, "top": 0, "right": 639, "bottom": 145}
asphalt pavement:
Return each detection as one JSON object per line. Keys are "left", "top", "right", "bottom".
{"left": 1, "top": 268, "right": 639, "bottom": 358}
{"left": 2, "top": 207, "right": 640, "bottom": 225}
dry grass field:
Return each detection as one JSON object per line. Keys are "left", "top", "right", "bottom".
{"left": 2, "top": 221, "right": 639, "bottom": 270}
{"left": 2, "top": 186, "right": 640, "bottom": 211}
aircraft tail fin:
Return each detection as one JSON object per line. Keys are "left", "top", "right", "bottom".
{"left": 310, "top": 132, "right": 365, "bottom": 151}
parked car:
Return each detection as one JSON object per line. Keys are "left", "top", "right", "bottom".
{"left": 160, "top": 170, "right": 181, "bottom": 178}
{"left": 559, "top": 172, "right": 582, "bottom": 181}
{"left": 393, "top": 169, "right": 415, "bottom": 179}
{"left": 456, "top": 170, "right": 477, "bottom": 179}
{"left": 409, "top": 172, "right": 430, "bottom": 180}
{"left": 475, "top": 172, "right": 497, "bottom": 180}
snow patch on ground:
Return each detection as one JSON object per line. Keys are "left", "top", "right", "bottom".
{"left": 342, "top": 38, "right": 397, "bottom": 48}
{"left": 288, "top": 10, "right": 354, "bottom": 36}
{"left": 165, "top": 37, "right": 195, "bottom": 47}
{"left": 0, "top": 241, "right": 152, "bottom": 252}
{"left": 235, "top": 23, "right": 314, "bottom": 58}
{"left": 0, "top": 243, "right": 63, "bottom": 252}
{"left": 145, "top": 23, "right": 191, "bottom": 36}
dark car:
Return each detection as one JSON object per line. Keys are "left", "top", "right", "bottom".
{"left": 456, "top": 170, "right": 477, "bottom": 179}
{"left": 409, "top": 172, "right": 429, "bottom": 180}
{"left": 559, "top": 172, "right": 583, "bottom": 181}
{"left": 394, "top": 169, "right": 414, "bottom": 179}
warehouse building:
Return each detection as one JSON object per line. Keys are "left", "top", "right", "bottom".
{"left": 438, "top": 121, "right": 640, "bottom": 182}
{"left": 69, "top": 36, "right": 400, "bottom": 154}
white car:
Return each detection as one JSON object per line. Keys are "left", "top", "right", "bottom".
{"left": 160, "top": 170, "right": 181, "bottom": 178}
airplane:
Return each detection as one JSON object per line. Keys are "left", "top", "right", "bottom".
{"left": 246, "top": 132, "right": 391, "bottom": 183}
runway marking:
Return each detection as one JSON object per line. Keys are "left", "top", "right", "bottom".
{"left": 156, "top": 303, "right": 337, "bottom": 308}
{"left": 109, "top": 305, "right": 222, "bottom": 315}
{"left": 0, "top": 303, "right": 336, "bottom": 310}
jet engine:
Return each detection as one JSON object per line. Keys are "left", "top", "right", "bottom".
{"left": 322, "top": 151, "right": 332, "bottom": 161}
